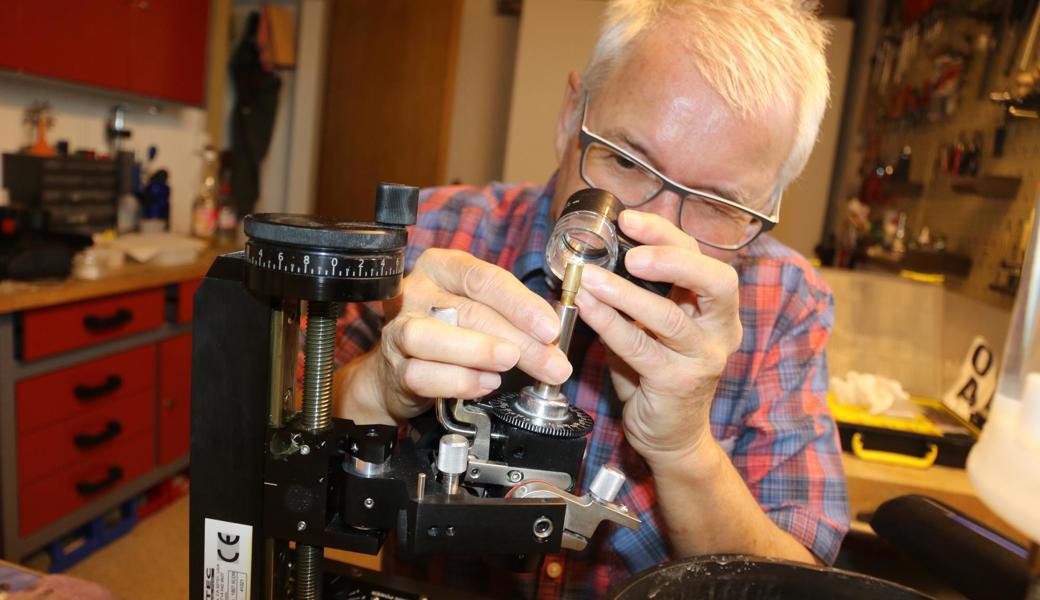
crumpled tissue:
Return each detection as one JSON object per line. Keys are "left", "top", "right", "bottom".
{"left": 830, "top": 371, "right": 911, "bottom": 415}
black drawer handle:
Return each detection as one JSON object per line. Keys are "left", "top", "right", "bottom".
{"left": 74, "top": 374, "right": 123, "bottom": 401}
{"left": 73, "top": 420, "right": 123, "bottom": 449}
{"left": 75, "top": 466, "right": 124, "bottom": 497}
{"left": 83, "top": 308, "right": 133, "bottom": 332}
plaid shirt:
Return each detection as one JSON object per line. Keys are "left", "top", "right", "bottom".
{"left": 334, "top": 181, "right": 849, "bottom": 598}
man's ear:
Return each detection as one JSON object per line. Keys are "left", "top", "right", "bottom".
{"left": 554, "top": 71, "right": 583, "bottom": 162}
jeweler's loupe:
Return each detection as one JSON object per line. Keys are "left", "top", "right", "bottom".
{"left": 546, "top": 188, "right": 671, "bottom": 296}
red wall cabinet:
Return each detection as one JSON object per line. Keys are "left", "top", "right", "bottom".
{"left": 0, "top": 0, "right": 210, "bottom": 105}
{"left": 18, "top": 1, "right": 134, "bottom": 91}
{"left": 129, "top": 0, "right": 210, "bottom": 105}
{"left": 0, "top": 1, "right": 23, "bottom": 70}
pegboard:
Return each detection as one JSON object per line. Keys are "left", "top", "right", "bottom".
{"left": 843, "top": 10, "right": 1039, "bottom": 310}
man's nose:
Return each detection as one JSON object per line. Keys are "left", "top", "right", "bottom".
{"left": 640, "top": 189, "right": 683, "bottom": 224}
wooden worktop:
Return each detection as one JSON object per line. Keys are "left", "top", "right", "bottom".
{"left": 0, "top": 248, "right": 227, "bottom": 314}
{"left": 841, "top": 453, "right": 1028, "bottom": 545}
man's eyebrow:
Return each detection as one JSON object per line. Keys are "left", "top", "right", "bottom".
{"left": 606, "top": 128, "right": 659, "bottom": 169}
{"left": 709, "top": 186, "right": 756, "bottom": 209}
{"left": 606, "top": 128, "right": 756, "bottom": 209}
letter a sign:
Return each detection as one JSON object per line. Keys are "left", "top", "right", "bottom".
{"left": 942, "top": 336, "right": 997, "bottom": 429}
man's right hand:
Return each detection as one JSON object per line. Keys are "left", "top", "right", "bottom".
{"left": 334, "top": 248, "right": 572, "bottom": 425}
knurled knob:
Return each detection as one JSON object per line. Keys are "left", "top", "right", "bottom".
{"left": 375, "top": 182, "right": 419, "bottom": 227}
{"left": 588, "top": 465, "right": 626, "bottom": 503}
{"left": 436, "top": 434, "right": 470, "bottom": 475}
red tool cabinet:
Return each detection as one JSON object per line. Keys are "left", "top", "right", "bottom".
{"left": 0, "top": 274, "right": 201, "bottom": 561}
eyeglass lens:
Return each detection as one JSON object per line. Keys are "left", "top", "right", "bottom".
{"left": 581, "top": 141, "right": 762, "bottom": 249}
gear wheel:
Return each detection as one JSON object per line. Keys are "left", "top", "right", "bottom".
{"left": 482, "top": 393, "right": 594, "bottom": 438}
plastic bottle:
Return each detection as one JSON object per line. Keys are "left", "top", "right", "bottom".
{"left": 139, "top": 169, "right": 170, "bottom": 233}
{"left": 117, "top": 191, "right": 140, "bottom": 234}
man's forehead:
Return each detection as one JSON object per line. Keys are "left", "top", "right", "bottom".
{"left": 596, "top": 122, "right": 758, "bottom": 209}
{"left": 588, "top": 31, "right": 795, "bottom": 215}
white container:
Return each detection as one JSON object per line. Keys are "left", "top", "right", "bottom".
{"left": 967, "top": 189, "right": 1040, "bottom": 544}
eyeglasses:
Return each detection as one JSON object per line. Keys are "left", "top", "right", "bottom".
{"left": 577, "top": 94, "right": 778, "bottom": 251}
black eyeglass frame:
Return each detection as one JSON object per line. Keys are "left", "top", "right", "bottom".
{"left": 577, "top": 94, "right": 779, "bottom": 251}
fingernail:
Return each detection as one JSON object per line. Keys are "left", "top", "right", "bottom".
{"left": 626, "top": 247, "right": 650, "bottom": 270}
{"left": 621, "top": 210, "right": 644, "bottom": 230}
{"left": 479, "top": 372, "right": 502, "bottom": 390}
{"left": 547, "top": 354, "right": 572, "bottom": 383}
{"left": 494, "top": 343, "right": 520, "bottom": 370}
{"left": 534, "top": 318, "right": 559, "bottom": 344}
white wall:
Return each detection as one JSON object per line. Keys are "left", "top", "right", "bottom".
{"left": 502, "top": 0, "right": 603, "bottom": 184}
{"left": 283, "top": 0, "right": 327, "bottom": 215}
{"left": 443, "top": 0, "right": 520, "bottom": 186}
{"left": 0, "top": 77, "right": 208, "bottom": 234}
{"left": 823, "top": 267, "right": 1010, "bottom": 399}
{"left": 770, "top": 18, "right": 854, "bottom": 259}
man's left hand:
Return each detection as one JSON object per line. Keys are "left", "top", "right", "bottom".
{"left": 574, "top": 209, "right": 742, "bottom": 471}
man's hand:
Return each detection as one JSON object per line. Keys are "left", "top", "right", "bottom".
{"left": 574, "top": 210, "right": 742, "bottom": 470}
{"left": 336, "top": 248, "right": 572, "bottom": 424}
{"left": 576, "top": 210, "right": 819, "bottom": 564}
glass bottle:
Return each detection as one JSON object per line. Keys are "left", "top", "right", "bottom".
{"left": 192, "top": 146, "right": 219, "bottom": 241}
{"left": 213, "top": 150, "right": 238, "bottom": 248}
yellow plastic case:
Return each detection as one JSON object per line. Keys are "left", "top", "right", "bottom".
{"left": 827, "top": 394, "right": 977, "bottom": 469}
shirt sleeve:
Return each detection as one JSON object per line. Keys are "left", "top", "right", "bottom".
{"left": 730, "top": 264, "right": 850, "bottom": 564}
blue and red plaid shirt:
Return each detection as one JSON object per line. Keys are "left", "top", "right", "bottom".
{"left": 334, "top": 181, "right": 849, "bottom": 598}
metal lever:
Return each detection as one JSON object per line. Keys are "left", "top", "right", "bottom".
{"left": 466, "top": 458, "right": 572, "bottom": 490}
{"left": 511, "top": 465, "right": 640, "bottom": 551}
{"left": 431, "top": 306, "right": 494, "bottom": 460}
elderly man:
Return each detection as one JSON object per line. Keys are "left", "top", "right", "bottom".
{"left": 333, "top": 0, "right": 849, "bottom": 596}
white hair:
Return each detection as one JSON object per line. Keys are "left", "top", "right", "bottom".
{"left": 576, "top": 0, "right": 832, "bottom": 211}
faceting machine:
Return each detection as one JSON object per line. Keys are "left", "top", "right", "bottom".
{"left": 188, "top": 183, "right": 640, "bottom": 599}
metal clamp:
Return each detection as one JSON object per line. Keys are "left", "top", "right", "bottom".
{"left": 466, "top": 459, "right": 572, "bottom": 490}
{"left": 512, "top": 481, "right": 641, "bottom": 551}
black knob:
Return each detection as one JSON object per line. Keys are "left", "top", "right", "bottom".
{"left": 375, "top": 182, "right": 419, "bottom": 227}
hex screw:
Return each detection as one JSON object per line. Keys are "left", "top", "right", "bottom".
{"left": 532, "top": 516, "right": 553, "bottom": 540}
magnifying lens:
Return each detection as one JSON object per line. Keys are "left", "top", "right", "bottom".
{"left": 546, "top": 188, "right": 671, "bottom": 296}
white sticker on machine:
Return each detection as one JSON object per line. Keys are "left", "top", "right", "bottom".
{"left": 203, "top": 517, "right": 253, "bottom": 600}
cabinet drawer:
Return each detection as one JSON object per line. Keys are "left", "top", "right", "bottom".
{"left": 18, "top": 390, "right": 154, "bottom": 486}
{"left": 17, "top": 345, "right": 156, "bottom": 433}
{"left": 21, "top": 288, "right": 165, "bottom": 360}
{"left": 19, "top": 429, "right": 155, "bottom": 536}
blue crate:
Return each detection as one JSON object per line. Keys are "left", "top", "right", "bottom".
{"left": 47, "top": 498, "right": 139, "bottom": 572}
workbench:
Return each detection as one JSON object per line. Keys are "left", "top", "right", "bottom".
{"left": 0, "top": 249, "right": 223, "bottom": 563}
{"left": 842, "top": 453, "right": 1027, "bottom": 545}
